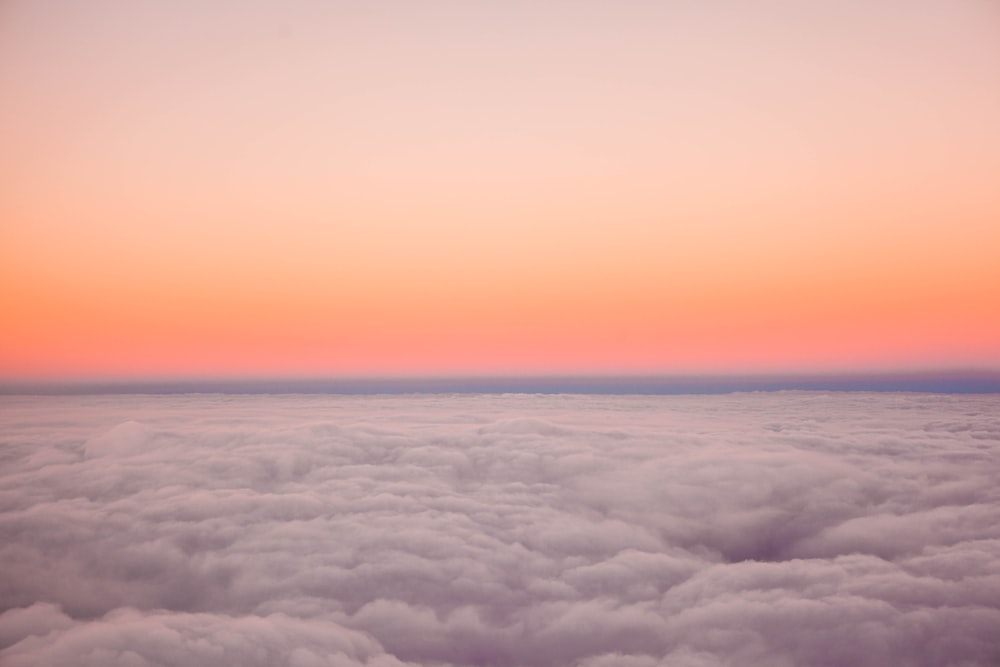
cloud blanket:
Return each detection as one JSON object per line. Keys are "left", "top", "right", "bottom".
{"left": 2, "top": 392, "right": 999, "bottom": 666}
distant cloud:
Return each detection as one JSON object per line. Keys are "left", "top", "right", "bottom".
{"left": 1, "top": 392, "right": 999, "bottom": 666}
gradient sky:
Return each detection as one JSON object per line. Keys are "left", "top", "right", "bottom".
{"left": 2, "top": 0, "right": 999, "bottom": 379}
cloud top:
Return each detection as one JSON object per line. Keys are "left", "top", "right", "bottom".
{"left": 2, "top": 392, "right": 999, "bottom": 666}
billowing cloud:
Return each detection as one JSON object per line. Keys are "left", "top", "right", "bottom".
{"left": 1, "top": 392, "right": 999, "bottom": 666}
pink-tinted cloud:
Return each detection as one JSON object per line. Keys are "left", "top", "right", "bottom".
{"left": 1, "top": 392, "right": 999, "bottom": 665}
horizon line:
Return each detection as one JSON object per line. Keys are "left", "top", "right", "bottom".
{"left": 2, "top": 369, "right": 999, "bottom": 396}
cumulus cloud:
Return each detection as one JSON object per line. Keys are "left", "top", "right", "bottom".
{"left": 1, "top": 391, "right": 999, "bottom": 666}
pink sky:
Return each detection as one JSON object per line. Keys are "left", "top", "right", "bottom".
{"left": 2, "top": 0, "right": 999, "bottom": 378}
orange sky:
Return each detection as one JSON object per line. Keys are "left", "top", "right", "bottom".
{"left": 2, "top": 0, "right": 999, "bottom": 379}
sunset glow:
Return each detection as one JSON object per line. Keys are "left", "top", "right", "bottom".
{"left": 3, "top": 1, "right": 999, "bottom": 379}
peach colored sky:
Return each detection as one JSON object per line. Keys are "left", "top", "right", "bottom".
{"left": 2, "top": 1, "right": 999, "bottom": 379}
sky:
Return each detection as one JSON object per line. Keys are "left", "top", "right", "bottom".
{"left": 3, "top": 392, "right": 1000, "bottom": 665}
{"left": 2, "top": 0, "right": 999, "bottom": 379}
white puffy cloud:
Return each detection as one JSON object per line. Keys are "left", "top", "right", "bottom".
{"left": 0, "top": 605, "right": 410, "bottom": 667}
{"left": 1, "top": 391, "right": 999, "bottom": 666}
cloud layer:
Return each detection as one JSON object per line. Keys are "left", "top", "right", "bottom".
{"left": 2, "top": 392, "right": 999, "bottom": 666}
